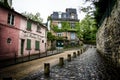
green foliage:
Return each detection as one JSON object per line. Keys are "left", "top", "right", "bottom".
{"left": 84, "top": 0, "right": 116, "bottom": 26}
{"left": 76, "top": 15, "right": 98, "bottom": 41}
{"left": 56, "top": 36, "right": 65, "bottom": 40}
{"left": 0, "top": 1, "right": 10, "bottom": 8}
{"left": 51, "top": 25, "right": 65, "bottom": 32}
{"left": 51, "top": 21, "right": 71, "bottom": 32}
{"left": 47, "top": 32, "right": 56, "bottom": 41}
{"left": 93, "top": 0, "right": 109, "bottom": 25}
{"left": 61, "top": 21, "right": 70, "bottom": 30}
{"left": 22, "top": 12, "right": 43, "bottom": 23}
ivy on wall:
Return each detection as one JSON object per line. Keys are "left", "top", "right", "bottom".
{"left": 51, "top": 21, "right": 78, "bottom": 32}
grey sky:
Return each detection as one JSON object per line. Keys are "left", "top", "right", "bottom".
{"left": 12, "top": 0, "right": 89, "bottom": 23}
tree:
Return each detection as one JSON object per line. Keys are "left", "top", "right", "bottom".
{"left": 22, "top": 12, "right": 43, "bottom": 23}
{"left": 76, "top": 15, "right": 97, "bottom": 41}
{"left": 47, "top": 32, "right": 56, "bottom": 50}
{"left": 82, "top": 0, "right": 116, "bottom": 26}
{"left": 47, "top": 32, "right": 56, "bottom": 41}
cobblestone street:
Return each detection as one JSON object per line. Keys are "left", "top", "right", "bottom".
{"left": 22, "top": 47, "right": 120, "bottom": 80}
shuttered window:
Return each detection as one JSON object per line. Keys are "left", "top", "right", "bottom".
{"left": 27, "top": 39, "right": 31, "bottom": 50}
{"left": 35, "top": 41, "right": 40, "bottom": 50}
{"left": 27, "top": 21, "right": 31, "bottom": 30}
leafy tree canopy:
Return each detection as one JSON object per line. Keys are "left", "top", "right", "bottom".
{"left": 81, "top": 0, "right": 116, "bottom": 26}
{"left": 22, "top": 12, "right": 43, "bottom": 23}
{"left": 76, "top": 14, "right": 97, "bottom": 41}
{"left": 47, "top": 32, "right": 56, "bottom": 41}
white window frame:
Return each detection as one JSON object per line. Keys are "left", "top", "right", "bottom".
{"left": 58, "top": 22, "right": 62, "bottom": 29}
{"left": 57, "top": 32, "right": 62, "bottom": 37}
{"left": 7, "top": 13, "right": 14, "bottom": 25}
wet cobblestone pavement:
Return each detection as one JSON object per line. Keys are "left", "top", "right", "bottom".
{"left": 21, "top": 47, "right": 120, "bottom": 80}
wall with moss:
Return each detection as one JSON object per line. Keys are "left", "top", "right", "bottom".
{"left": 96, "top": 0, "right": 120, "bottom": 67}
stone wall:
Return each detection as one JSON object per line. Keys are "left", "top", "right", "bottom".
{"left": 97, "top": 0, "right": 120, "bottom": 67}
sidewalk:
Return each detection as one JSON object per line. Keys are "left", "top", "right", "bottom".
{"left": 0, "top": 49, "right": 80, "bottom": 80}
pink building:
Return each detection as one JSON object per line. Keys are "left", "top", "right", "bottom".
{"left": 0, "top": 5, "right": 47, "bottom": 62}
{"left": 18, "top": 18, "right": 47, "bottom": 57}
{"left": 0, "top": 5, "right": 20, "bottom": 60}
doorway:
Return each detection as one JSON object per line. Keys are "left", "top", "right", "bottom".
{"left": 21, "top": 39, "right": 25, "bottom": 55}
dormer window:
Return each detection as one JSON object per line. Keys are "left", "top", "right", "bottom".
{"left": 7, "top": 13, "right": 14, "bottom": 25}
{"left": 71, "top": 13, "right": 75, "bottom": 19}
{"left": 58, "top": 12, "right": 62, "bottom": 18}
{"left": 63, "top": 14, "right": 66, "bottom": 18}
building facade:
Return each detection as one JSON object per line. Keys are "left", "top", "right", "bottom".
{"left": 0, "top": 5, "right": 47, "bottom": 61}
{"left": 18, "top": 18, "right": 47, "bottom": 57}
{"left": 48, "top": 8, "right": 79, "bottom": 49}
{"left": 0, "top": 5, "right": 20, "bottom": 60}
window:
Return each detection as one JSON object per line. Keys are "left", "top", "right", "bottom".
{"left": 57, "top": 32, "right": 62, "bottom": 37}
{"left": 27, "top": 21, "right": 32, "bottom": 30}
{"left": 58, "top": 22, "right": 62, "bottom": 29}
{"left": 35, "top": 41, "right": 40, "bottom": 50}
{"left": 58, "top": 12, "right": 62, "bottom": 18}
{"left": 7, "top": 13, "right": 14, "bottom": 25}
{"left": 71, "top": 23, "right": 75, "bottom": 29}
{"left": 71, "top": 13, "right": 75, "bottom": 19}
{"left": 27, "top": 39, "right": 31, "bottom": 50}
{"left": 37, "top": 26, "right": 41, "bottom": 33}
{"left": 42, "top": 40, "right": 44, "bottom": 43}
{"left": 71, "top": 33, "right": 75, "bottom": 39}
{"left": 7, "top": 38, "right": 12, "bottom": 44}
{"left": 63, "top": 14, "right": 66, "bottom": 18}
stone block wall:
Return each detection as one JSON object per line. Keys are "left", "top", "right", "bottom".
{"left": 97, "top": 0, "right": 120, "bottom": 67}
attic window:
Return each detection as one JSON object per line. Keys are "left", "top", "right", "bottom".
{"left": 71, "top": 13, "right": 75, "bottom": 19}
{"left": 63, "top": 14, "right": 66, "bottom": 18}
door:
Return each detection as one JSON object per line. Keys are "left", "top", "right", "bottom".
{"left": 21, "top": 39, "right": 25, "bottom": 55}
{"left": 56, "top": 40, "right": 63, "bottom": 47}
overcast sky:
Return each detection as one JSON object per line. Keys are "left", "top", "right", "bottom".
{"left": 12, "top": 0, "right": 89, "bottom": 23}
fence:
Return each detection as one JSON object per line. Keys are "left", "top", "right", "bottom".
{"left": 0, "top": 49, "right": 63, "bottom": 68}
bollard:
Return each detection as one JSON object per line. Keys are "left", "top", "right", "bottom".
{"left": 59, "top": 57, "right": 64, "bottom": 67}
{"left": 81, "top": 49, "right": 83, "bottom": 54}
{"left": 67, "top": 54, "right": 71, "bottom": 62}
{"left": 77, "top": 51, "right": 80, "bottom": 56}
{"left": 44, "top": 63, "right": 50, "bottom": 77}
{"left": 73, "top": 52, "right": 77, "bottom": 58}
{"left": 3, "top": 77, "right": 13, "bottom": 80}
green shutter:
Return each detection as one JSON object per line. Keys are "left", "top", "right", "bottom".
{"left": 35, "top": 41, "right": 40, "bottom": 50}
{"left": 27, "top": 39, "right": 31, "bottom": 50}
{"left": 27, "top": 21, "right": 31, "bottom": 30}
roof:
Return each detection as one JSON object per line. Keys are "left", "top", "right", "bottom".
{"left": 50, "top": 8, "right": 79, "bottom": 21}
{"left": 0, "top": 4, "right": 47, "bottom": 29}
